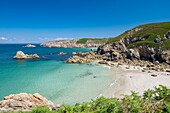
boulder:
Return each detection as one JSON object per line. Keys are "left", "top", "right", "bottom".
{"left": 13, "top": 51, "right": 40, "bottom": 59}
{"left": 66, "top": 56, "right": 88, "bottom": 64}
{"left": 0, "top": 93, "right": 55, "bottom": 112}
{"left": 138, "top": 46, "right": 155, "bottom": 60}
{"left": 165, "top": 31, "right": 170, "bottom": 39}
{"left": 160, "top": 51, "right": 170, "bottom": 64}
{"left": 58, "top": 52, "right": 67, "bottom": 55}
{"left": 126, "top": 49, "right": 140, "bottom": 59}
{"left": 103, "top": 44, "right": 113, "bottom": 52}
{"left": 124, "top": 36, "right": 132, "bottom": 46}
{"left": 154, "top": 35, "right": 162, "bottom": 43}
{"left": 97, "top": 45, "right": 105, "bottom": 55}
{"left": 111, "top": 40, "right": 127, "bottom": 52}
{"left": 13, "top": 51, "right": 27, "bottom": 59}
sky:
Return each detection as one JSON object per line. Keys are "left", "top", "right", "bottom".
{"left": 0, "top": 0, "right": 170, "bottom": 43}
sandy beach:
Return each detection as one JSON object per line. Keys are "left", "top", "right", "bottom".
{"left": 107, "top": 64, "right": 170, "bottom": 98}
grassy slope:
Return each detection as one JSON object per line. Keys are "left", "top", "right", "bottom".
{"left": 76, "top": 22, "right": 170, "bottom": 49}
{"left": 108, "top": 22, "right": 170, "bottom": 49}
{"left": 76, "top": 38, "right": 107, "bottom": 44}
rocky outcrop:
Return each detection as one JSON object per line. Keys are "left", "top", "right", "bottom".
{"left": 66, "top": 56, "right": 89, "bottom": 64}
{"left": 96, "top": 35, "right": 170, "bottom": 65}
{"left": 13, "top": 51, "right": 40, "bottom": 59}
{"left": 126, "top": 49, "right": 140, "bottom": 60}
{"left": 154, "top": 35, "right": 162, "bottom": 43}
{"left": 58, "top": 52, "right": 67, "bottom": 55}
{"left": 111, "top": 40, "right": 127, "bottom": 52}
{"left": 66, "top": 52, "right": 99, "bottom": 64}
{"left": 0, "top": 93, "right": 55, "bottom": 112}
{"left": 41, "top": 39, "right": 102, "bottom": 48}
{"left": 164, "top": 30, "right": 170, "bottom": 39}
{"left": 23, "top": 44, "right": 36, "bottom": 48}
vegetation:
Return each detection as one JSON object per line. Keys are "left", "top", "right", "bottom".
{"left": 76, "top": 38, "right": 108, "bottom": 44}
{"left": 76, "top": 22, "right": 170, "bottom": 49}
{"left": 17, "top": 85, "right": 170, "bottom": 113}
{"left": 108, "top": 22, "right": 170, "bottom": 49}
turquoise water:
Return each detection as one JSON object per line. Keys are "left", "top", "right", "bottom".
{"left": 0, "top": 44, "right": 115, "bottom": 104}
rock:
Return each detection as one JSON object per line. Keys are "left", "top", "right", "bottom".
{"left": 154, "top": 35, "right": 162, "bottom": 43}
{"left": 97, "top": 45, "right": 105, "bottom": 55}
{"left": 13, "top": 51, "right": 26, "bottom": 59}
{"left": 160, "top": 51, "right": 170, "bottom": 64}
{"left": 41, "top": 39, "right": 102, "bottom": 48}
{"left": 0, "top": 93, "right": 55, "bottom": 112}
{"left": 126, "top": 49, "right": 140, "bottom": 59}
{"left": 98, "top": 60, "right": 108, "bottom": 64}
{"left": 138, "top": 46, "right": 155, "bottom": 60}
{"left": 66, "top": 54, "right": 94, "bottom": 64}
{"left": 23, "top": 44, "right": 36, "bottom": 48}
{"left": 111, "top": 51, "right": 122, "bottom": 60}
{"left": 58, "top": 52, "right": 67, "bottom": 55}
{"left": 142, "top": 70, "right": 145, "bottom": 72}
{"left": 111, "top": 40, "right": 127, "bottom": 52}
{"left": 165, "top": 30, "right": 170, "bottom": 39}
{"left": 13, "top": 51, "right": 40, "bottom": 59}
{"left": 103, "top": 44, "right": 113, "bottom": 52}
{"left": 151, "top": 74, "right": 157, "bottom": 77}
{"left": 51, "top": 104, "right": 61, "bottom": 110}
{"left": 72, "top": 52, "right": 77, "bottom": 55}
{"left": 124, "top": 36, "right": 132, "bottom": 46}
{"left": 166, "top": 69, "right": 170, "bottom": 73}
{"left": 148, "top": 71, "right": 151, "bottom": 73}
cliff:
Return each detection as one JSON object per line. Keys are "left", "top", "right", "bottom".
{"left": 97, "top": 22, "right": 170, "bottom": 64}
{"left": 41, "top": 38, "right": 107, "bottom": 48}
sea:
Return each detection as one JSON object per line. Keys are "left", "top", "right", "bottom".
{"left": 0, "top": 44, "right": 115, "bottom": 104}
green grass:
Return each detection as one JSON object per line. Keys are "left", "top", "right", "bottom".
{"left": 17, "top": 85, "right": 170, "bottom": 113}
{"left": 110, "top": 22, "right": 170, "bottom": 49}
{"left": 75, "top": 22, "right": 170, "bottom": 49}
{"left": 76, "top": 38, "right": 107, "bottom": 44}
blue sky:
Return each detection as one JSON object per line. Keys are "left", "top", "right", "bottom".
{"left": 0, "top": 0, "right": 170, "bottom": 43}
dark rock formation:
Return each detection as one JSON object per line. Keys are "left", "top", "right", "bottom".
{"left": 165, "top": 31, "right": 170, "bottom": 39}
{"left": 154, "top": 35, "right": 162, "bottom": 43}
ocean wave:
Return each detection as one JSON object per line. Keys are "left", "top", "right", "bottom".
{"left": 103, "top": 65, "right": 111, "bottom": 69}
{"left": 110, "top": 82, "right": 115, "bottom": 87}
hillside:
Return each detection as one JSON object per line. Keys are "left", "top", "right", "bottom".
{"left": 108, "top": 22, "right": 170, "bottom": 49}
{"left": 41, "top": 22, "right": 170, "bottom": 49}
{"left": 41, "top": 38, "right": 107, "bottom": 48}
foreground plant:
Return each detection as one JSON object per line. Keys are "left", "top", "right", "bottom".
{"left": 18, "top": 85, "right": 170, "bottom": 113}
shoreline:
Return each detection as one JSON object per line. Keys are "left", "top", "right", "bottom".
{"left": 106, "top": 63, "right": 170, "bottom": 98}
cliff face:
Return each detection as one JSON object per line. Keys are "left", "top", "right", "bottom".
{"left": 107, "top": 22, "right": 170, "bottom": 49}
{"left": 97, "top": 22, "right": 170, "bottom": 64}
{"left": 41, "top": 38, "right": 105, "bottom": 48}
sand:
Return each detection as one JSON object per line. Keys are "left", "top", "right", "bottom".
{"left": 108, "top": 64, "right": 170, "bottom": 98}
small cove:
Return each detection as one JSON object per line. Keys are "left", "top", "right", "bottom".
{"left": 0, "top": 44, "right": 116, "bottom": 104}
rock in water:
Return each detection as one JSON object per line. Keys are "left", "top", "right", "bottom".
{"left": 0, "top": 93, "right": 55, "bottom": 112}
{"left": 58, "top": 52, "right": 67, "bottom": 55}
{"left": 14, "top": 51, "right": 26, "bottom": 59}
{"left": 13, "top": 51, "right": 40, "bottom": 59}
{"left": 23, "top": 44, "right": 36, "bottom": 48}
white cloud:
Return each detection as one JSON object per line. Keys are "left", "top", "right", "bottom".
{"left": 0, "top": 37, "right": 8, "bottom": 41}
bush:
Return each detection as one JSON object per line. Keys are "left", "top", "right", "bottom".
{"left": 20, "top": 85, "right": 170, "bottom": 113}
